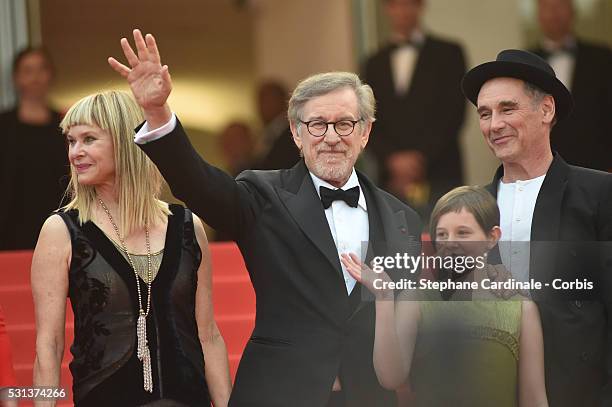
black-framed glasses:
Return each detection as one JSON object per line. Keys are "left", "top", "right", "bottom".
{"left": 299, "top": 118, "right": 363, "bottom": 137}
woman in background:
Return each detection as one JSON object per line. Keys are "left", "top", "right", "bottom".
{"left": 0, "top": 47, "right": 67, "bottom": 250}
{"left": 32, "top": 90, "right": 231, "bottom": 406}
{"left": 343, "top": 186, "right": 548, "bottom": 407}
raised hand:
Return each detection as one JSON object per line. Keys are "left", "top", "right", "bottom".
{"left": 341, "top": 253, "right": 394, "bottom": 300}
{"left": 108, "top": 29, "right": 172, "bottom": 127}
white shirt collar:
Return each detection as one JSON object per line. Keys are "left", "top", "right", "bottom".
{"left": 499, "top": 174, "right": 546, "bottom": 186}
{"left": 309, "top": 168, "right": 367, "bottom": 211}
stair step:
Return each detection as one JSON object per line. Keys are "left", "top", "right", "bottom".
{"left": 0, "top": 280, "right": 253, "bottom": 327}
{"left": 0, "top": 251, "right": 33, "bottom": 285}
{"left": 212, "top": 279, "right": 255, "bottom": 315}
{"left": 5, "top": 316, "right": 252, "bottom": 366}
{"left": 14, "top": 361, "right": 72, "bottom": 387}
{"left": 5, "top": 323, "right": 74, "bottom": 366}
{"left": 0, "top": 289, "right": 73, "bottom": 328}
{"left": 0, "top": 242, "right": 248, "bottom": 286}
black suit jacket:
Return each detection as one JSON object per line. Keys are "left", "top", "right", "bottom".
{"left": 0, "top": 108, "right": 67, "bottom": 250}
{"left": 486, "top": 154, "right": 612, "bottom": 407}
{"left": 363, "top": 34, "right": 466, "bottom": 201}
{"left": 531, "top": 40, "right": 612, "bottom": 171}
{"left": 139, "top": 119, "right": 422, "bottom": 407}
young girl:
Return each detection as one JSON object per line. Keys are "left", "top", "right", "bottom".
{"left": 342, "top": 185, "right": 548, "bottom": 407}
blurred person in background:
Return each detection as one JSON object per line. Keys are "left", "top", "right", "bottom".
{"left": 219, "top": 121, "right": 256, "bottom": 177}
{"left": 254, "top": 80, "right": 299, "bottom": 170}
{"left": 216, "top": 121, "right": 256, "bottom": 241}
{"left": 530, "top": 0, "right": 612, "bottom": 171}
{"left": 0, "top": 47, "right": 68, "bottom": 250}
{"left": 363, "top": 0, "right": 466, "bottom": 223}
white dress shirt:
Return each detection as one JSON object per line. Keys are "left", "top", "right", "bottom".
{"left": 542, "top": 37, "right": 576, "bottom": 90}
{"left": 390, "top": 30, "right": 425, "bottom": 96}
{"left": 497, "top": 175, "right": 545, "bottom": 282}
{"left": 310, "top": 170, "right": 369, "bottom": 294}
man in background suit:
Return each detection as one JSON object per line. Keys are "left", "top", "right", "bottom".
{"left": 109, "top": 30, "right": 421, "bottom": 407}
{"left": 462, "top": 49, "right": 612, "bottom": 407}
{"left": 530, "top": 0, "right": 612, "bottom": 171}
{"left": 363, "top": 0, "right": 466, "bottom": 220}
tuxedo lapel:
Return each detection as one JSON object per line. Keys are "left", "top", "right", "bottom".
{"left": 531, "top": 154, "right": 568, "bottom": 242}
{"left": 403, "top": 36, "right": 432, "bottom": 101}
{"left": 569, "top": 41, "right": 587, "bottom": 94}
{"left": 349, "top": 173, "right": 415, "bottom": 319}
{"left": 277, "top": 161, "right": 343, "bottom": 277}
{"left": 380, "top": 46, "right": 398, "bottom": 99}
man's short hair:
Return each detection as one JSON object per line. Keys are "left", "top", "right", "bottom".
{"left": 287, "top": 72, "right": 376, "bottom": 125}
{"left": 523, "top": 81, "right": 557, "bottom": 126}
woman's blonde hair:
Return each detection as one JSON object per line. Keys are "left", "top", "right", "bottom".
{"left": 60, "top": 90, "right": 169, "bottom": 234}
{"left": 429, "top": 185, "right": 500, "bottom": 242}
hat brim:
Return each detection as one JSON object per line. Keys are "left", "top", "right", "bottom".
{"left": 461, "top": 60, "right": 573, "bottom": 121}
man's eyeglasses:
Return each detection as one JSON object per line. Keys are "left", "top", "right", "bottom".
{"left": 299, "top": 119, "right": 363, "bottom": 137}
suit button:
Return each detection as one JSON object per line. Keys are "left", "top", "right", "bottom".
{"left": 399, "top": 227, "right": 407, "bottom": 234}
{"left": 574, "top": 300, "right": 582, "bottom": 308}
{"left": 580, "top": 351, "right": 588, "bottom": 361}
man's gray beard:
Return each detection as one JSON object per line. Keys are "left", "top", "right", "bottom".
{"left": 309, "top": 153, "right": 355, "bottom": 185}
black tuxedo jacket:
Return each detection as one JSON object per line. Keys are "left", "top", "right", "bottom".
{"left": 139, "top": 119, "right": 422, "bottom": 407}
{"left": 486, "top": 154, "right": 612, "bottom": 407}
{"left": 531, "top": 40, "right": 612, "bottom": 171}
{"left": 363, "top": 34, "right": 466, "bottom": 200}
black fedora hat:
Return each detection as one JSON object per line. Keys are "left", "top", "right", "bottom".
{"left": 461, "top": 49, "right": 573, "bottom": 121}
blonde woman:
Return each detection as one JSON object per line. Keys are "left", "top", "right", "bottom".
{"left": 31, "top": 90, "right": 231, "bottom": 406}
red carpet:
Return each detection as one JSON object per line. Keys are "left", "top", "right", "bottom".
{"left": 0, "top": 243, "right": 255, "bottom": 406}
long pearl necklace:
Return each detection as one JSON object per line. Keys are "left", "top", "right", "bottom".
{"left": 98, "top": 199, "right": 154, "bottom": 393}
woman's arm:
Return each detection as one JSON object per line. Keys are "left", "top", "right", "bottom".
{"left": 519, "top": 300, "right": 548, "bottom": 407}
{"left": 373, "top": 293, "right": 420, "bottom": 390}
{"left": 31, "top": 215, "right": 70, "bottom": 406}
{"left": 193, "top": 216, "right": 232, "bottom": 406}
{"left": 341, "top": 254, "right": 420, "bottom": 389}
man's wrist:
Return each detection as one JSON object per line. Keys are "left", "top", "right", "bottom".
{"left": 144, "top": 104, "right": 172, "bottom": 130}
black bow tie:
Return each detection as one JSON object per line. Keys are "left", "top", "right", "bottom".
{"left": 319, "top": 186, "right": 360, "bottom": 209}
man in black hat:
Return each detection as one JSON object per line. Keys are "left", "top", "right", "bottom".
{"left": 461, "top": 49, "right": 612, "bottom": 407}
